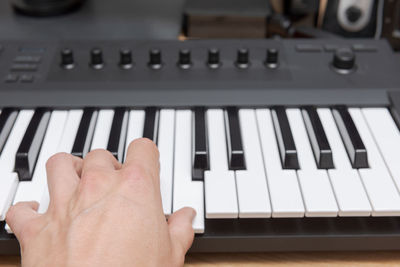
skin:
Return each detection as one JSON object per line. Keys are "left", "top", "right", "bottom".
{"left": 6, "top": 138, "right": 196, "bottom": 267}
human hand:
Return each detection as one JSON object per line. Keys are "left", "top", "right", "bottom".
{"left": 6, "top": 138, "right": 196, "bottom": 267}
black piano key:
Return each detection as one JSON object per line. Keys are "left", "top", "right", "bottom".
{"left": 143, "top": 107, "right": 159, "bottom": 142}
{"left": 302, "top": 107, "right": 334, "bottom": 169}
{"left": 192, "top": 107, "right": 209, "bottom": 181}
{"left": 15, "top": 108, "right": 51, "bottom": 181}
{"left": 71, "top": 108, "right": 98, "bottom": 158}
{"left": 332, "top": 106, "right": 368, "bottom": 168}
{"left": 271, "top": 106, "right": 299, "bottom": 169}
{"left": 224, "top": 107, "right": 246, "bottom": 170}
{"left": 0, "top": 108, "right": 18, "bottom": 154}
{"left": 107, "top": 108, "right": 128, "bottom": 162}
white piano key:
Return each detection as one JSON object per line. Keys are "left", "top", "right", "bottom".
{"left": 204, "top": 109, "right": 238, "bottom": 218}
{"left": 318, "top": 108, "right": 371, "bottom": 216}
{"left": 287, "top": 109, "right": 338, "bottom": 217}
{"left": 90, "top": 109, "right": 114, "bottom": 151}
{"left": 173, "top": 110, "right": 204, "bottom": 233}
{"left": 157, "top": 109, "right": 175, "bottom": 216}
{"left": 38, "top": 110, "right": 84, "bottom": 214}
{"left": 349, "top": 108, "right": 400, "bottom": 216}
{"left": 256, "top": 109, "right": 305, "bottom": 218}
{"left": 0, "top": 110, "right": 34, "bottom": 221}
{"left": 12, "top": 111, "right": 68, "bottom": 209}
{"left": 362, "top": 108, "right": 400, "bottom": 194}
{"left": 124, "top": 110, "right": 145, "bottom": 162}
{"left": 235, "top": 109, "right": 271, "bottom": 218}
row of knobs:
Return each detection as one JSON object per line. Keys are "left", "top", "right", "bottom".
{"left": 60, "top": 48, "right": 280, "bottom": 70}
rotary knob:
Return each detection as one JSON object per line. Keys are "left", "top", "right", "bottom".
{"left": 331, "top": 48, "right": 356, "bottom": 74}
{"left": 207, "top": 48, "right": 221, "bottom": 69}
{"left": 148, "top": 49, "right": 163, "bottom": 70}
{"left": 90, "top": 48, "right": 104, "bottom": 69}
{"left": 346, "top": 6, "right": 363, "bottom": 23}
{"left": 178, "top": 49, "right": 192, "bottom": 69}
{"left": 265, "top": 48, "right": 279, "bottom": 69}
{"left": 235, "top": 48, "right": 250, "bottom": 69}
{"left": 61, "top": 48, "right": 75, "bottom": 69}
{"left": 119, "top": 49, "right": 133, "bottom": 69}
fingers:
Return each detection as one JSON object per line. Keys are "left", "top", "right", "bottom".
{"left": 168, "top": 207, "right": 196, "bottom": 255}
{"left": 123, "top": 138, "right": 160, "bottom": 183}
{"left": 6, "top": 201, "right": 40, "bottom": 241}
{"left": 46, "top": 153, "right": 82, "bottom": 209}
{"left": 81, "top": 149, "right": 122, "bottom": 177}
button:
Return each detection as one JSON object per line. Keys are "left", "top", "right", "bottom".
{"left": 119, "top": 49, "right": 133, "bottom": 69}
{"left": 61, "top": 49, "right": 75, "bottom": 70}
{"left": 296, "top": 44, "right": 322, "bottom": 52}
{"left": 265, "top": 48, "right": 279, "bottom": 69}
{"left": 4, "top": 74, "right": 18, "bottom": 83}
{"left": 235, "top": 48, "right": 250, "bottom": 69}
{"left": 14, "top": 56, "right": 41, "bottom": 63}
{"left": 20, "top": 74, "right": 34, "bottom": 83}
{"left": 148, "top": 49, "right": 163, "bottom": 70}
{"left": 11, "top": 64, "right": 38, "bottom": 72}
{"left": 90, "top": 48, "right": 104, "bottom": 70}
{"left": 352, "top": 44, "right": 377, "bottom": 52}
{"left": 207, "top": 48, "right": 221, "bottom": 69}
{"left": 178, "top": 49, "right": 192, "bottom": 69}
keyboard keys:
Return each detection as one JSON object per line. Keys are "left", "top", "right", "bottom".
{"left": 271, "top": 106, "right": 299, "bottom": 169}
{"left": 204, "top": 109, "right": 238, "bottom": 218}
{"left": 15, "top": 108, "right": 51, "bottom": 181}
{"left": 71, "top": 108, "right": 98, "bottom": 158}
{"left": 318, "top": 108, "right": 371, "bottom": 216}
{"left": 173, "top": 110, "right": 204, "bottom": 233}
{"left": 362, "top": 108, "right": 400, "bottom": 198}
{"left": 349, "top": 108, "right": 400, "bottom": 215}
{"left": 107, "top": 108, "right": 128, "bottom": 162}
{"left": 192, "top": 107, "right": 209, "bottom": 181}
{"left": 0, "top": 110, "right": 34, "bottom": 220}
{"left": 287, "top": 109, "right": 338, "bottom": 217}
{"left": 124, "top": 110, "right": 145, "bottom": 162}
{"left": 0, "top": 109, "right": 18, "bottom": 154}
{"left": 143, "top": 107, "right": 159, "bottom": 141}
{"left": 256, "top": 109, "right": 304, "bottom": 217}
{"left": 302, "top": 106, "right": 334, "bottom": 169}
{"left": 12, "top": 111, "right": 68, "bottom": 216}
{"left": 90, "top": 109, "right": 114, "bottom": 150}
{"left": 157, "top": 109, "right": 175, "bottom": 216}
{"left": 236, "top": 109, "right": 271, "bottom": 218}
{"left": 332, "top": 106, "right": 368, "bottom": 169}
{"left": 224, "top": 107, "right": 246, "bottom": 170}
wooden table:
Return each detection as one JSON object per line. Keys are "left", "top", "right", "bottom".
{"left": 1, "top": 251, "right": 400, "bottom": 266}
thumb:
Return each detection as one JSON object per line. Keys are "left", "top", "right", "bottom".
{"left": 6, "top": 201, "right": 40, "bottom": 240}
{"left": 168, "top": 207, "right": 196, "bottom": 255}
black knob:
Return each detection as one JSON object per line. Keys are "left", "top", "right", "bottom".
{"left": 90, "top": 48, "right": 104, "bottom": 69}
{"left": 119, "top": 49, "right": 133, "bottom": 69}
{"left": 61, "top": 48, "right": 74, "bottom": 69}
{"left": 207, "top": 48, "right": 221, "bottom": 69}
{"left": 235, "top": 48, "right": 250, "bottom": 69}
{"left": 346, "top": 6, "right": 362, "bottom": 23}
{"left": 148, "top": 49, "right": 163, "bottom": 70}
{"left": 178, "top": 49, "right": 192, "bottom": 69}
{"left": 265, "top": 48, "right": 279, "bottom": 68}
{"left": 332, "top": 48, "right": 356, "bottom": 73}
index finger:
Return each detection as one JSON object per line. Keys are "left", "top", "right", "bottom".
{"left": 123, "top": 138, "right": 160, "bottom": 182}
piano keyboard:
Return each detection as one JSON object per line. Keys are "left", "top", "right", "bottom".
{"left": 2, "top": 106, "right": 400, "bottom": 234}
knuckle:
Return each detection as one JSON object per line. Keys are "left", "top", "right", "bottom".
{"left": 121, "top": 163, "right": 149, "bottom": 183}
{"left": 46, "top": 152, "right": 71, "bottom": 168}
{"left": 85, "top": 148, "right": 111, "bottom": 159}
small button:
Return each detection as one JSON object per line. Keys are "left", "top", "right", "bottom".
{"left": 296, "top": 44, "right": 322, "bottom": 52}
{"left": 14, "top": 56, "right": 41, "bottom": 63}
{"left": 4, "top": 74, "right": 18, "bottom": 83}
{"left": 352, "top": 44, "right": 377, "bottom": 52}
{"left": 11, "top": 63, "right": 38, "bottom": 72}
{"left": 20, "top": 74, "right": 34, "bottom": 83}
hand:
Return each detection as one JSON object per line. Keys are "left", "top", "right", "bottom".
{"left": 6, "top": 138, "right": 196, "bottom": 267}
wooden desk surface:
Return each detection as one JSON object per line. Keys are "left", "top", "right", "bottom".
{"left": 1, "top": 252, "right": 400, "bottom": 266}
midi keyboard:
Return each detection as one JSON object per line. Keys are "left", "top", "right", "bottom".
{"left": 1, "top": 38, "right": 400, "bottom": 253}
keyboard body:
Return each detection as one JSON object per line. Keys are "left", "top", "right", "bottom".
{"left": 1, "top": 38, "right": 400, "bottom": 254}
